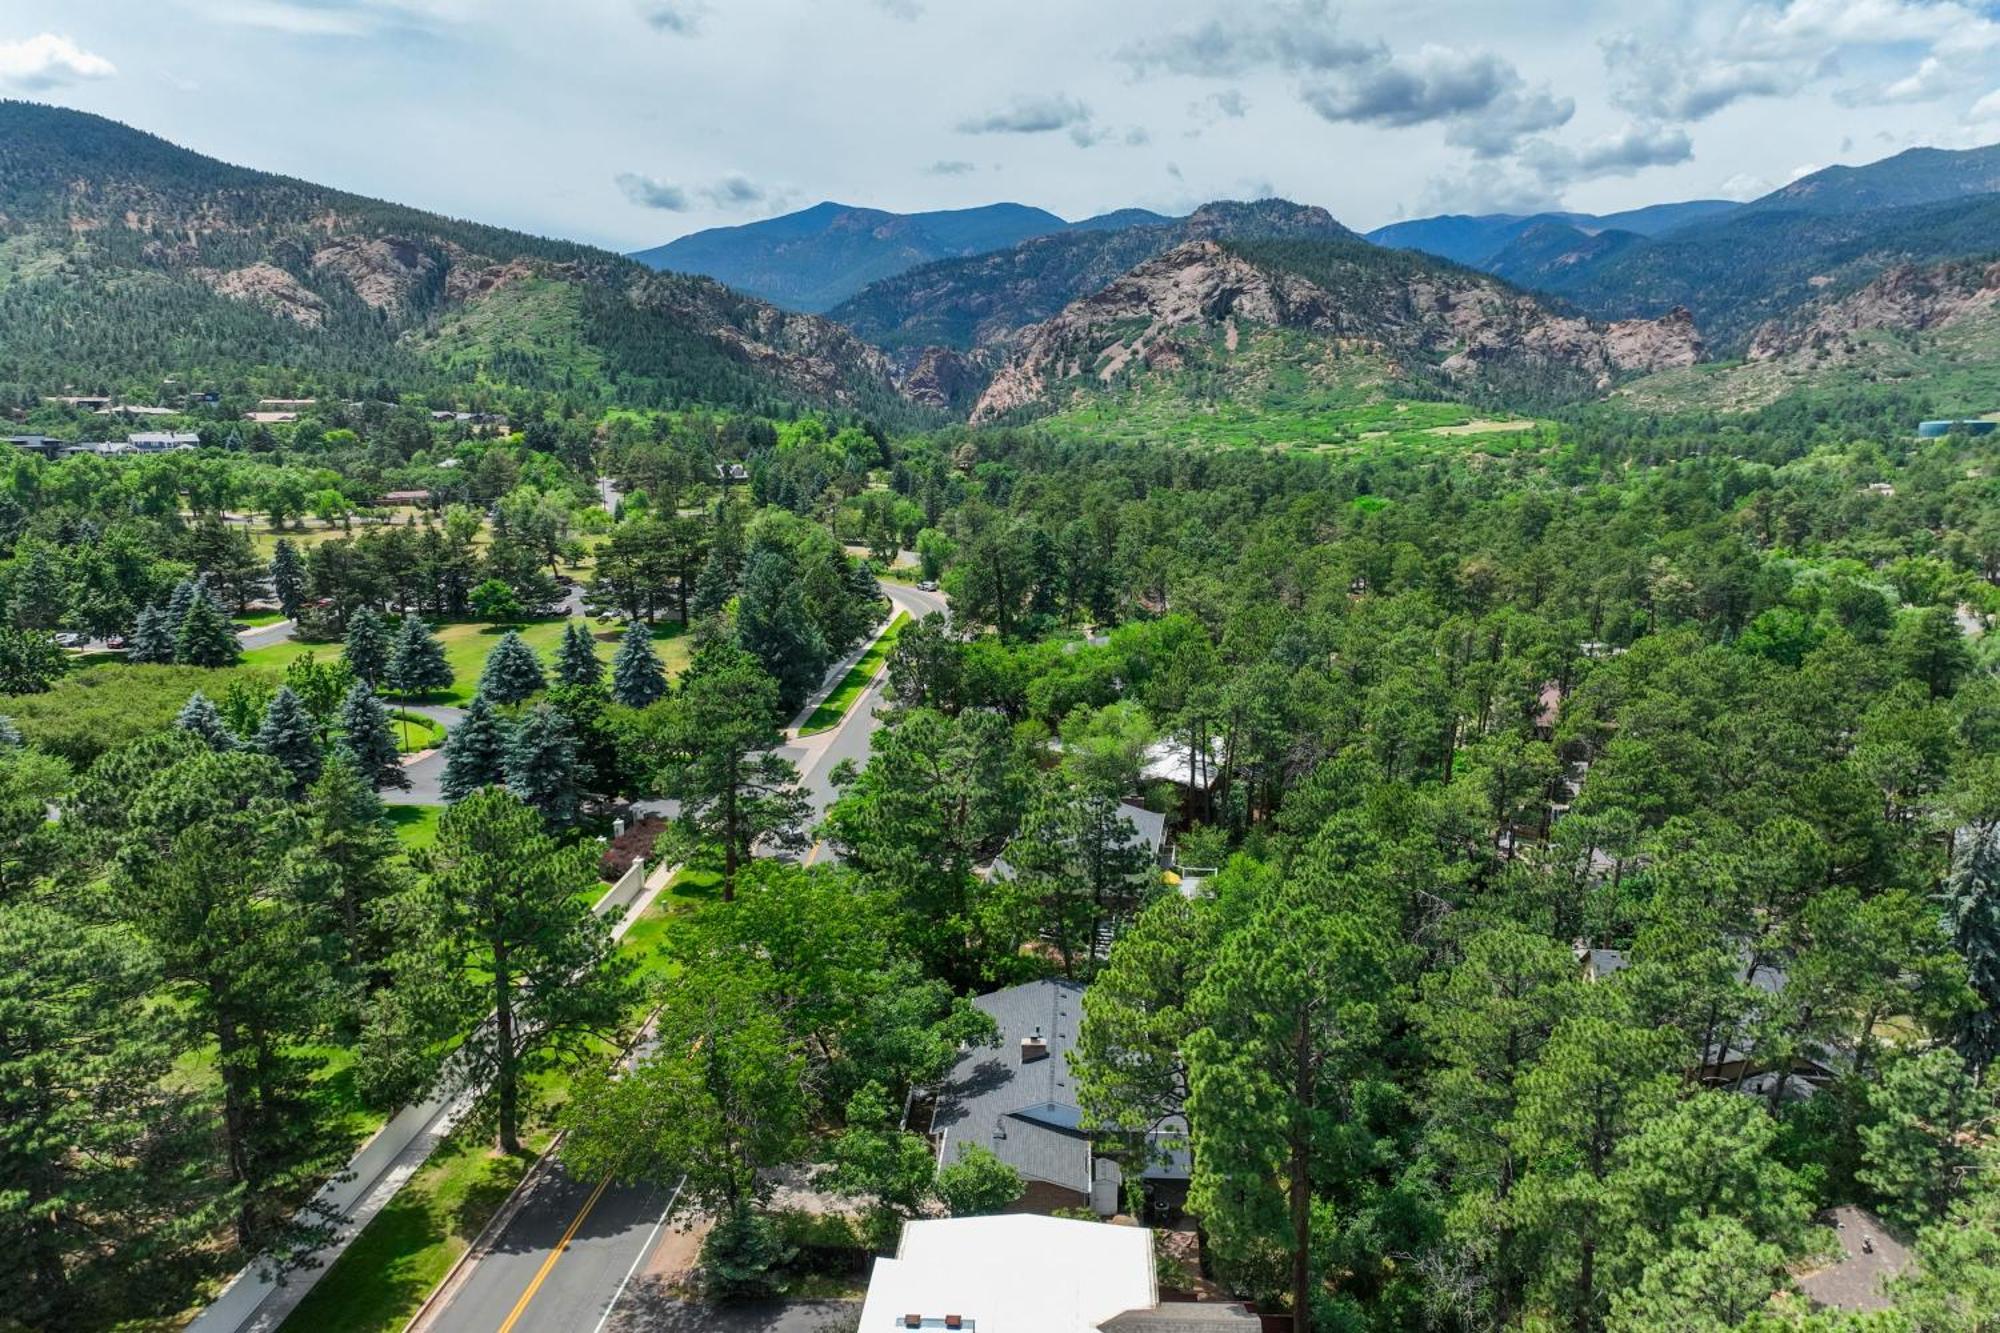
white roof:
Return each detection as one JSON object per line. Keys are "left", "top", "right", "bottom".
{"left": 1141, "top": 737, "right": 1219, "bottom": 788}
{"left": 858, "top": 1216, "right": 1156, "bottom": 1333}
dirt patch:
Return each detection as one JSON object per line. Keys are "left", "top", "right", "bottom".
{"left": 1425, "top": 418, "right": 1537, "bottom": 436}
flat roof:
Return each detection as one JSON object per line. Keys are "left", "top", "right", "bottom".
{"left": 858, "top": 1215, "right": 1155, "bottom": 1333}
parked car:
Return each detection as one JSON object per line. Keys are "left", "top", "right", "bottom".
{"left": 105, "top": 635, "right": 127, "bottom": 650}
{"left": 53, "top": 632, "right": 86, "bottom": 648}
{"left": 917, "top": 580, "right": 938, "bottom": 592}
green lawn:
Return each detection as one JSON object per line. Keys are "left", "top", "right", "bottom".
{"left": 385, "top": 804, "right": 443, "bottom": 854}
{"left": 241, "top": 616, "right": 693, "bottom": 707}
{"left": 799, "top": 613, "right": 907, "bottom": 736}
{"left": 387, "top": 710, "right": 445, "bottom": 754}
{"left": 275, "top": 1128, "right": 544, "bottom": 1333}
{"left": 233, "top": 609, "right": 289, "bottom": 627}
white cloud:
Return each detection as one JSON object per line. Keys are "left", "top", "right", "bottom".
{"left": 1972, "top": 87, "right": 2000, "bottom": 121}
{"left": 957, "top": 95, "right": 1093, "bottom": 136}
{"left": 615, "top": 169, "right": 784, "bottom": 212}
{"left": 1717, "top": 171, "right": 1771, "bottom": 199}
{"left": 0, "top": 32, "right": 115, "bottom": 89}
{"left": 1519, "top": 122, "right": 1694, "bottom": 188}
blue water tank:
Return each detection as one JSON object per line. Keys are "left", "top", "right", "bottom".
{"left": 1918, "top": 419, "right": 1997, "bottom": 438}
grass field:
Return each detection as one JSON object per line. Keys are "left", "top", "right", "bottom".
{"left": 799, "top": 613, "right": 907, "bottom": 735}
{"left": 385, "top": 804, "right": 443, "bottom": 854}
{"left": 387, "top": 710, "right": 444, "bottom": 754}
{"left": 241, "top": 616, "right": 692, "bottom": 707}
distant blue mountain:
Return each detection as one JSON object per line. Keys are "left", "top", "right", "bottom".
{"left": 631, "top": 201, "right": 1184, "bottom": 312}
{"left": 1365, "top": 200, "right": 1739, "bottom": 269}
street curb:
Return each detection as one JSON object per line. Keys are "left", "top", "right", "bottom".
{"left": 401, "top": 1133, "right": 568, "bottom": 1333}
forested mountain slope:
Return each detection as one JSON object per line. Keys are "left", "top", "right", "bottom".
{"left": 1366, "top": 198, "right": 1738, "bottom": 268}
{"left": 629, "top": 200, "right": 1082, "bottom": 311}
{"left": 971, "top": 235, "right": 1704, "bottom": 424}
{"left": 828, "top": 199, "right": 1352, "bottom": 354}
{"left": 0, "top": 101, "right": 913, "bottom": 421}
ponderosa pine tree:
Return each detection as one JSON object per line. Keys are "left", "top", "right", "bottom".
{"left": 610, "top": 622, "right": 667, "bottom": 707}
{"left": 174, "top": 690, "right": 236, "bottom": 750}
{"left": 361, "top": 789, "right": 631, "bottom": 1153}
{"left": 343, "top": 608, "right": 389, "bottom": 687}
{"left": 478, "top": 630, "right": 545, "bottom": 705}
{"left": 1943, "top": 823, "right": 2000, "bottom": 1071}
{"left": 554, "top": 620, "right": 604, "bottom": 688}
{"left": 506, "top": 702, "right": 580, "bottom": 826}
{"left": 270, "top": 538, "right": 305, "bottom": 621}
{"left": 691, "top": 543, "right": 735, "bottom": 620}
{"left": 336, "top": 681, "right": 409, "bottom": 792}
{"left": 254, "top": 686, "right": 322, "bottom": 796}
{"left": 174, "top": 595, "right": 240, "bottom": 668}
{"left": 441, "top": 690, "right": 510, "bottom": 802}
{"left": 385, "top": 613, "right": 453, "bottom": 698}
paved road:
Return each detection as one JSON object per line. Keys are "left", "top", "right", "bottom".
{"left": 384, "top": 703, "right": 464, "bottom": 807}
{"left": 411, "top": 581, "right": 944, "bottom": 1330}
{"left": 417, "top": 1166, "right": 676, "bottom": 1333}
{"left": 237, "top": 617, "right": 297, "bottom": 651}
{"left": 782, "top": 580, "right": 947, "bottom": 848}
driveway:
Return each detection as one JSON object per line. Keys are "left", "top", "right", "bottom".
{"left": 602, "top": 1285, "right": 859, "bottom": 1333}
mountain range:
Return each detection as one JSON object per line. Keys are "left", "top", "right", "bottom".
{"left": 4, "top": 100, "right": 1997, "bottom": 434}
{"left": 0, "top": 99, "right": 907, "bottom": 420}
{"left": 630, "top": 201, "right": 1180, "bottom": 312}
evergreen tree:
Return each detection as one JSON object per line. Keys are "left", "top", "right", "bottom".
{"left": 270, "top": 538, "right": 305, "bottom": 620}
{"left": 610, "top": 622, "right": 668, "bottom": 707}
{"left": 1944, "top": 823, "right": 2000, "bottom": 1071}
{"left": 505, "top": 702, "right": 580, "bottom": 826}
{"left": 736, "top": 549, "right": 827, "bottom": 716}
{"left": 253, "top": 686, "right": 322, "bottom": 796}
{"left": 174, "top": 595, "right": 241, "bottom": 668}
{"left": 336, "top": 681, "right": 409, "bottom": 792}
{"left": 162, "top": 576, "right": 200, "bottom": 639}
{"left": 691, "top": 542, "right": 735, "bottom": 620}
{"left": 343, "top": 608, "right": 389, "bottom": 687}
{"left": 385, "top": 613, "right": 453, "bottom": 698}
{"left": 441, "top": 691, "right": 511, "bottom": 802}
{"left": 294, "top": 755, "right": 408, "bottom": 977}
{"left": 174, "top": 690, "right": 236, "bottom": 751}
{"left": 478, "top": 629, "right": 546, "bottom": 705}
{"left": 554, "top": 620, "right": 604, "bottom": 688}
{"left": 128, "top": 605, "right": 176, "bottom": 664}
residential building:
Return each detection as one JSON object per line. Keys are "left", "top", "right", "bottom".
{"left": 716, "top": 462, "right": 749, "bottom": 482}
{"left": 128, "top": 431, "right": 200, "bottom": 452}
{"left": 857, "top": 1215, "right": 1257, "bottom": 1333}
{"left": 1580, "top": 946, "right": 1839, "bottom": 1097}
{"left": 243, "top": 411, "right": 298, "bottom": 424}
{"left": 928, "top": 979, "right": 1189, "bottom": 1218}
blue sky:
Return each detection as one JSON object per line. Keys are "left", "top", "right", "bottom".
{"left": 4, "top": 0, "right": 1998, "bottom": 252}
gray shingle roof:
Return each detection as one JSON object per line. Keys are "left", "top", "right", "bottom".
{"left": 1097, "top": 1302, "right": 1261, "bottom": 1332}
{"left": 933, "top": 979, "right": 1093, "bottom": 1194}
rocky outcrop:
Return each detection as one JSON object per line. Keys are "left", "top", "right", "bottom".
{"left": 1604, "top": 307, "right": 1705, "bottom": 372}
{"left": 972, "top": 239, "right": 1707, "bottom": 422}
{"left": 898, "top": 346, "right": 990, "bottom": 413}
{"left": 311, "top": 236, "right": 440, "bottom": 311}
{"left": 202, "top": 262, "right": 327, "bottom": 327}
{"left": 1747, "top": 260, "right": 2000, "bottom": 361}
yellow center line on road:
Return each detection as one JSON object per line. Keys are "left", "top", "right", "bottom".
{"left": 496, "top": 1171, "right": 614, "bottom": 1333}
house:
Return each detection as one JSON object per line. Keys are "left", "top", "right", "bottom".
{"left": 929, "top": 979, "right": 1189, "bottom": 1218}
{"left": 257, "top": 398, "right": 316, "bottom": 408}
{"left": 94, "top": 404, "right": 177, "bottom": 417}
{"left": 381, "top": 489, "right": 433, "bottom": 506}
{"left": 4, "top": 435, "right": 62, "bottom": 454}
{"left": 857, "top": 1215, "right": 1257, "bottom": 1333}
{"left": 243, "top": 411, "right": 298, "bottom": 424}
{"left": 66, "top": 441, "right": 135, "bottom": 456}
{"left": 44, "top": 395, "right": 110, "bottom": 409}
{"left": 128, "top": 431, "right": 200, "bottom": 452}
{"left": 1580, "top": 947, "right": 1840, "bottom": 1097}
{"left": 715, "top": 462, "right": 749, "bottom": 483}
{"left": 990, "top": 801, "right": 1166, "bottom": 885}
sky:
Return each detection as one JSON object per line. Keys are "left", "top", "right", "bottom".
{"left": 4, "top": 0, "right": 2000, "bottom": 253}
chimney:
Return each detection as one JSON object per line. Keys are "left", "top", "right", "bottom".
{"left": 1020, "top": 1025, "right": 1049, "bottom": 1063}
{"left": 904, "top": 1317, "right": 922, "bottom": 1329}
{"left": 946, "top": 1317, "right": 964, "bottom": 1330}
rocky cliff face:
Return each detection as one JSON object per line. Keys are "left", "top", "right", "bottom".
{"left": 971, "top": 239, "right": 1704, "bottom": 422}
{"left": 1747, "top": 260, "right": 2000, "bottom": 361}
{"left": 202, "top": 262, "right": 327, "bottom": 327}
{"left": 897, "top": 346, "right": 990, "bottom": 413}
